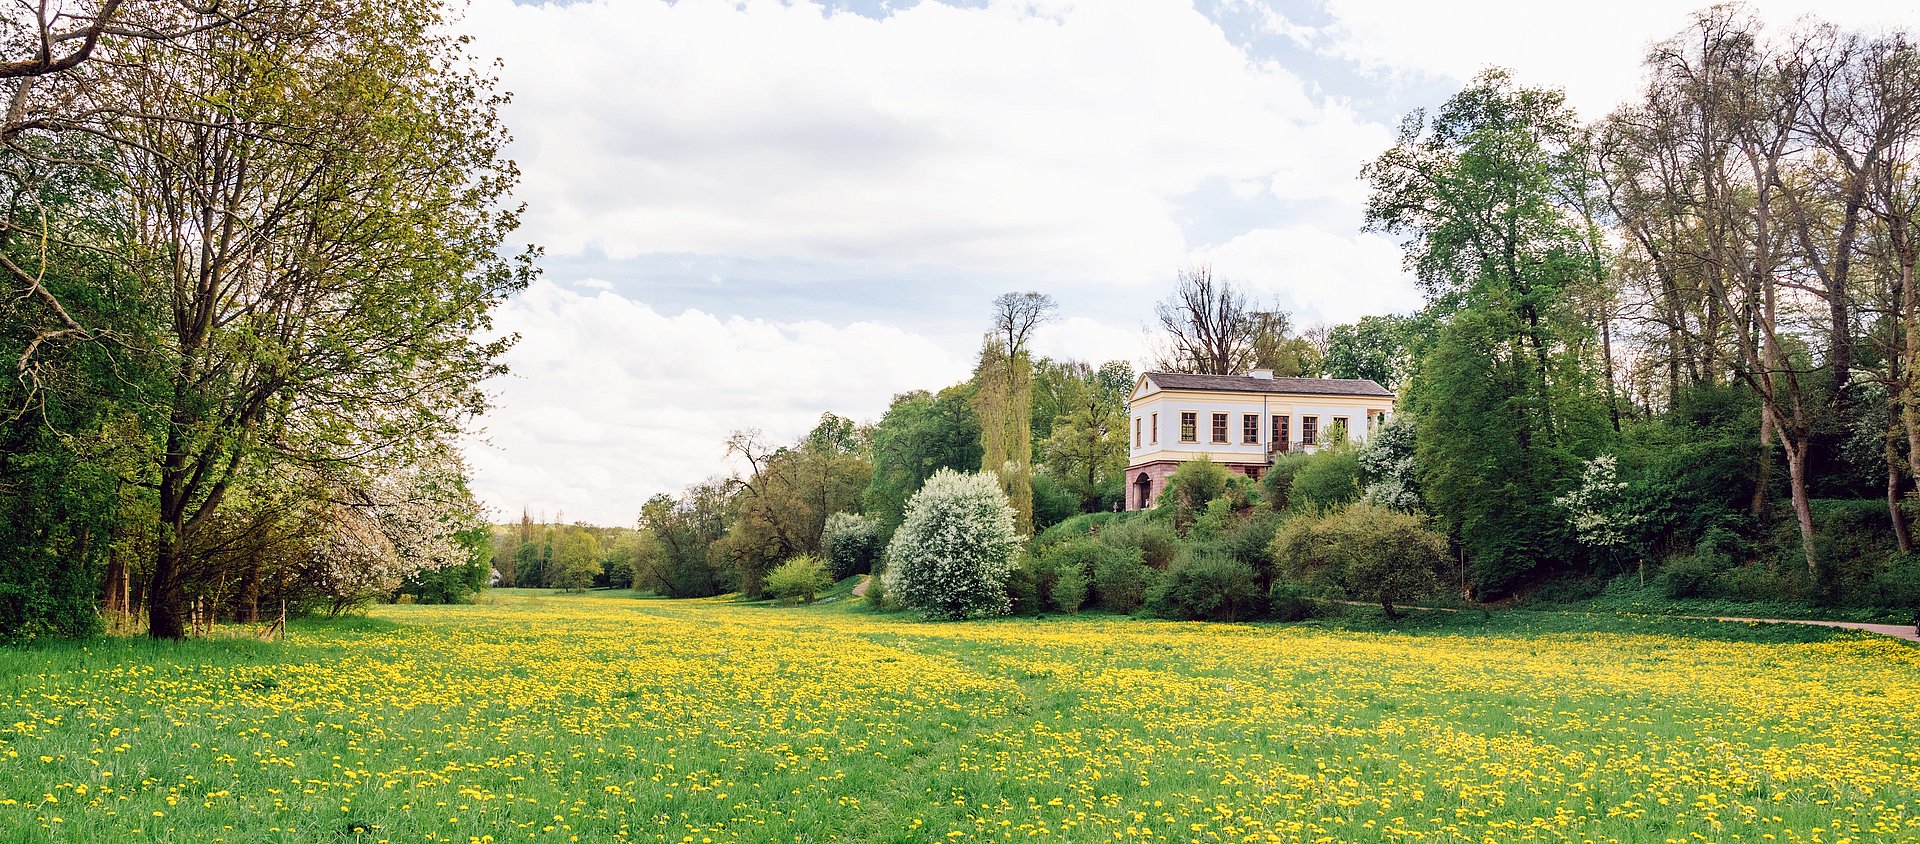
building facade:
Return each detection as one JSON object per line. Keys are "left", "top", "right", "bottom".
{"left": 1123, "top": 370, "right": 1395, "bottom": 511}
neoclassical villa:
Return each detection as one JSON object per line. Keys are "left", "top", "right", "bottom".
{"left": 1124, "top": 370, "right": 1395, "bottom": 511}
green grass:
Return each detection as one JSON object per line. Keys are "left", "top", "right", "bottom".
{"left": 1, "top": 590, "right": 1916, "bottom": 842}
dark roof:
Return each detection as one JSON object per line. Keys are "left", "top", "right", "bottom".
{"left": 1143, "top": 372, "right": 1394, "bottom": 398}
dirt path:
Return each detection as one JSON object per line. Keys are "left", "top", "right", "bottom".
{"left": 851, "top": 574, "right": 870, "bottom": 597}
{"left": 1334, "top": 599, "right": 1919, "bottom": 643}
{"left": 1698, "top": 616, "right": 1919, "bottom": 642}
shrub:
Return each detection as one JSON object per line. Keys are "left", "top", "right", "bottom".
{"left": 1358, "top": 412, "right": 1420, "bottom": 511}
{"left": 1267, "top": 578, "right": 1320, "bottom": 622}
{"left": 881, "top": 469, "right": 1020, "bottom": 619}
{"left": 863, "top": 561, "right": 889, "bottom": 609}
{"left": 1288, "top": 444, "right": 1362, "bottom": 513}
{"left": 1145, "top": 550, "right": 1259, "bottom": 622}
{"left": 1272, "top": 502, "right": 1447, "bottom": 618}
{"left": 1162, "top": 458, "right": 1230, "bottom": 530}
{"left": 1091, "top": 547, "right": 1155, "bottom": 613}
{"left": 820, "top": 512, "right": 881, "bottom": 579}
{"left": 1262, "top": 451, "right": 1312, "bottom": 511}
{"left": 1097, "top": 515, "right": 1180, "bottom": 568}
{"left": 1051, "top": 567, "right": 1089, "bottom": 614}
{"left": 1031, "top": 474, "right": 1079, "bottom": 531}
{"left": 1006, "top": 553, "right": 1044, "bottom": 615}
{"left": 765, "top": 555, "right": 831, "bottom": 604}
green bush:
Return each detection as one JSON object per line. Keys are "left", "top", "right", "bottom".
{"left": 1272, "top": 502, "right": 1447, "bottom": 618}
{"left": 1262, "top": 451, "right": 1312, "bottom": 511}
{"left": 1288, "top": 444, "right": 1362, "bottom": 513}
{"left": 820, "top": 512, "right": 881, "bottom": 579}
{"left": 765, "top": 555, "right": 832, "bottom": 604}
{"left": 1031, "top": 474, "right": 1079, "bottom": 531}
{"left": 1006, "top": 552, "right": 1044, "bottom": 615}
{"left": 1091, "top": 547, "right": 1155, "bottom": 613}
{"left": 1162, "top": 458, "right": 1230, "bottom": 530}
{"left": 1145, "top": 550, "right": 1260, "bottom": 622}
{"left": 863, "top": 561, "right": 888, "bottom": 610}
{"left": 1097, "top": 516, "right": 1180, "bottom": 568}
{"left": 1051, "top": 567, "right": 1089, "bottom": 614}
{"left": 1267, "top": 578, "right": 1320, "bottom": 622}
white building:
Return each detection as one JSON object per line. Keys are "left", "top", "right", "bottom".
{"left": 1124, "top": 369, "right": 1395, "bottom": 510}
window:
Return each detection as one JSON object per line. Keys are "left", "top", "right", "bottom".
{"left": 1272, "top": 415, "right": 1290, "bottom": 450}
{"left": 1150, "top": 412, "right": 1158, "bottom": 444}
{"left": 1133, "top": 417, "right": 1141, "bottom": 449}
{"left": 1242, "top": 414, "right": 1259, "bottom": 444}
{"left": 1301, "top": 415, "right": 1319, "bottom": 446}
{"left": 1180, "top": 412, "right": 1197, "bottom": 443}
{"left": 1211, "top": 412, "right": 1229, "bottom": 444}
{"left": 1332, "top": 416, "right": 1349, "bottom": 441}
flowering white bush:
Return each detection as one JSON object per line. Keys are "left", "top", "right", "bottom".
{"left": 307, "top": 448, "right": 485, "bottom": 612}
{"left": 1555, "top": 455, "right": 1643, "bottom": 550}
{"left": 1359, "top": 413, "right": 1421, "bottom": 512}
{"left": 882, "top": 469, "right": 1019, "bottom": 619}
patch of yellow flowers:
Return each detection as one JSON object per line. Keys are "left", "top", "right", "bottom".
{"left": 0, "top": 591, "right": 1916, "bottom": 842}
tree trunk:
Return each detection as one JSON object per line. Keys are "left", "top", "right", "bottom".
{"left": 148, "top": 536, "right": 188, "bottom": 640}
{"left": 1752, "top": 410, "right": 1773, "bottom": 518}
{"left": 1888, "top": 460, "right": 1912, "bottom": 554}
{"left": 1782, "top": 437, "right": 1818, "bottom": 579}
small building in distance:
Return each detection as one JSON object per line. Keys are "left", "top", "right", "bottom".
{"left": 1123, "top": 369, "right": 1395, "bottom": 511}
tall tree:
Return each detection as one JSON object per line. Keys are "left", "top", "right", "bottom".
{"left": 1041, "top": 360, "right": 1133, "bottom": 512}
{"left": 863, "top": 386, "right": 981, "bottom": 537}
{"left": 66, "top": 2, "right": 532, "bottom": 637}
{"left": 1364, "top": 69, "right": 1612, "bottom": 595}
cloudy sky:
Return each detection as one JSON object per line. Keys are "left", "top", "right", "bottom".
{"left": 460, "top": 0, "right": 1915, "bottom": 526}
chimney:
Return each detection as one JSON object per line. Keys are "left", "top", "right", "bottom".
{"left": 1249, "top": 368, "right": 1273, "bottom": 379}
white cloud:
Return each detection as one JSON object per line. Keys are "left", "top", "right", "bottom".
{"left": 463, "top": 0, "right": 1393, "bottom": 285}
{"left": 1029, "top": 316, "right": 1154, "bottom": 371}
{"left": 463, "top": 278, "right": 970, "bottom": 525}
{"left": 1194, "top": 226, "right": 1420, "bottom": 325}
{"left": 1303, "top": 0, "right": 1920, "bottom": 118}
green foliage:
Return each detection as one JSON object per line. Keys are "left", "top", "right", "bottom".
{"left": 820, "top": 512, "right": 881, "bottom": 580}
{"left": 765, "top": 555, "right": 832, "bottom": 604}
{"left": 724, "top": 418, "right": 874, "bottom": 596}
{"left": 1267, "top": 579, "right": 1322, "bottom": 622}
{"left": 1261, "top": 452, "right": 1311, "bottom": 512}
{"left": 862, "top": 386, "right": 982, "bottom": 539}
{"left": 404, "top": 525, "right": 493, "bottom": 605}
{"left": 634, "top": 485, "right": 731, "bottom": 598}
{"left": 882, "top": 469, "right": 1020, "bottom": 619}
{"left": 1273, "top": 503, "right": 1449, "bottom": 617}
{"left": 1366, "top": 70, "right": 1613, "bottom": 599}
{"left": 1288, "top": 444, "right": 1363, "bottom": 514}
{"left": 1095, "top": 516, "right": 1181, "bottom": 569}
{"left": 863, "top": 563, "right": 889, "bottom": 610}
{"left": 1091, "top": 548, "right": 1155, "bottom": 613}
{"left": 1144, "top": 550, "right": 1260, "bottom": 622}
{"left": 1030, "top": 474, "right": 1079, "bottom": 531}
{"left": 1161, "top": 458, "right": 1230, "bottom": 530}
{"left": 1039, "top": 359, "right": 1132, "bottom": 513}
{"left": 1033, "top": 511, "right": 1127, "bottom": 548}
{"left": 546, "top": 529, "right": 601, "bottom": 593}
{"left": 1050, "top": 567, "right": 1089, "bottom": 614}
{"left": 1324, "top": 314, "right": 1421, "bottom": 389}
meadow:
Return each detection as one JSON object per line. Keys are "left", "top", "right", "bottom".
{"left": 1, "top": 591, "right": 1917, "bottom": 843}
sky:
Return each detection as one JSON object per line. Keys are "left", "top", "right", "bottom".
{"left": 459, "top": 0, "right": 1918, "bottom": 526}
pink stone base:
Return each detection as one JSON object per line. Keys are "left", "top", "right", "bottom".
{"left": 1122, "top": 459, "right": 1266, "bottom": 511}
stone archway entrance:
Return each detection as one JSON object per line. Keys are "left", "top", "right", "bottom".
{"left": 1134, "top": 472, "right": 1152, "bottom": 510}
